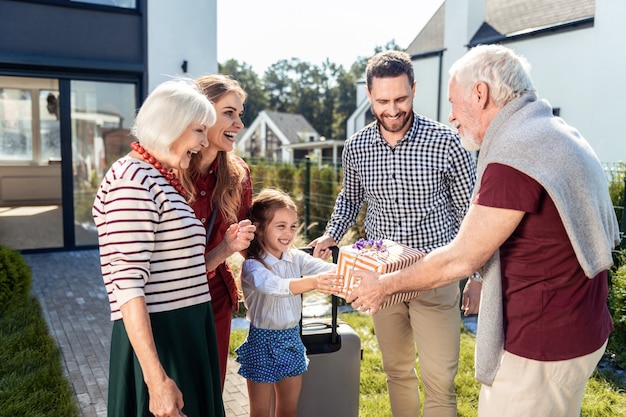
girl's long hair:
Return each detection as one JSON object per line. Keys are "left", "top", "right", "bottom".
{"left": 247, "top": 188, "right": 297, "bottom": 269}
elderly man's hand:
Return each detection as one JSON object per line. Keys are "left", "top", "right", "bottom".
{"left": 461, "top": 279, "right": 482, "bottom": 316}
{"left": 345, "top": 269, "right": 388, "bottom": 315}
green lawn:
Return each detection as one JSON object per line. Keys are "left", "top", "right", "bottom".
{"left": 0, "top": 297, "right": 81, "bottom": 417}
{"left": 230, "top": 311, "right": 626, "bottom": 417}
{"left": 3, "top": 293, "right": 620, "bottom": 417}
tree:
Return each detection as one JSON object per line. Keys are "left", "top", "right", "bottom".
{"left": 219, "top": 59, "right": 268, "bottom": 126}
{"left": 331, "top": 58, "right": 367, "bottom": 139}
{"left": 264, "top": 59, "right": 299, "bottom": 113}
{"left": 373, "top": 39, "right": 404, "bottom": 54}
{"left": 263, "top": 58, "right": 347, "bottom": 140}
{"left": 218, "top": 40, "right": 402, "bottom": 142}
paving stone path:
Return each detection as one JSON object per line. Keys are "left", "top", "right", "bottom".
{"left": 26, "top": 249, "right": 250, "bottom": 417}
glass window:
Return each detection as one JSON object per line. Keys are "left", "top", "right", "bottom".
{"left": 70, "top": 0, "right": 136, "bottom": 8}
{"left": 0, "top": 88, "right": 33, "bottom": 161}
{"left": 0, "top": 81, "right": 60, "bottom": 165}
{"left": 0, "top": 76, "right": 137, "bottom": 250}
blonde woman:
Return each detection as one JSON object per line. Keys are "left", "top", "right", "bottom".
{"left": 179, "top": 74, "right": 256, "bottom": 388}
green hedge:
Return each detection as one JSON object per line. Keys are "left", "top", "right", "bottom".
{"left": 609, "top": 251, "right": 626, "bottom": 368}
{"left": 607, "top": 163, "right": 625, "bottom": 233}
{"left": 0, "top": 245, "right": 32, "bottom": 316}
{"left": 247, "top": 159, "right": 341, "bottom": 239}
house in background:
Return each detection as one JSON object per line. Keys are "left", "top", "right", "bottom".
{"left": 348, "top": 0, "right": 626, "bottom": 164}
{"left": 236, "top": 110, "right": 345, "bottom": 168}
{"left": 0, "top": 0, "right": 217, "bottom": 252}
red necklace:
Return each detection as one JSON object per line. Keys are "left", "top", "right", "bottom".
{"left": 130, "top": 141, "right": 186, "bottom": 197}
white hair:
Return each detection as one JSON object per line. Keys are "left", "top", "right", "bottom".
{"left": 131, "top": 79, "right": 216, "bottom": 155}
{"left": 449, "top": 44, "right": 535, "bottom": 107}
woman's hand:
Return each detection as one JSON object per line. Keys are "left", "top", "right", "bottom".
{"left": 119, "top": 298, "right": 186, "bottom": 417}
{"left": 205, "top": 219, "right": 256, "bottom": 273}
{"left": 147, "top": 376, "right": 186, "bottom": 417}
{"left": 223, "top": 219, "right": 256, "bottom": 254}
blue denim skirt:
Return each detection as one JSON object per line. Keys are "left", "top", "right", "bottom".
{"left": 235, "top": 325, "right": 308, "bottom": 383}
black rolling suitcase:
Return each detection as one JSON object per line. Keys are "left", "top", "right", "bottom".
{"left": 297, "top": 247, "right": 361, "bottom": 417}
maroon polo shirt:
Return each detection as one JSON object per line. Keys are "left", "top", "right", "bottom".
{"left": 475, "top": 163, "right": 613, "bottom": 361}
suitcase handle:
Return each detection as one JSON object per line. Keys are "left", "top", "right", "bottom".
{"left": 299, "top": 246, "right": 340, "bottom": 344}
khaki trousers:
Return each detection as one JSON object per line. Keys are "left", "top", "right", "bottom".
{"left": 478, "top": 339, "right": 608, "bottom": 417}
{"left": 372, "top": 282, "right": 460, "bottom": 417}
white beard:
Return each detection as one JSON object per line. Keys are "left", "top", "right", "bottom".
{"left": 460, "top": 134, "right": 481, "bottom": 151}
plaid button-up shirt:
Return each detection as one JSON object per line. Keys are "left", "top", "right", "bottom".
{"left": 325, "top": 113, "right": 476, "bottom": 253}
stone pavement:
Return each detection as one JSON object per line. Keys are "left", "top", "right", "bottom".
{"left": 26, "top": 249, "right": 250, "bottom": 417}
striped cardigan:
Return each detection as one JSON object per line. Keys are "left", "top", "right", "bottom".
{"left": 93, "top": 156, "right": 210, "bottom": 321}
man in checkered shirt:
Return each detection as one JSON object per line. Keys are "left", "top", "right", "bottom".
{"left": 310, "top": 50, "right": 481, "bottom": 417}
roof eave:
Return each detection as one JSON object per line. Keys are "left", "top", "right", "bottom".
{"left": 469, "top": 16, "right": 594, "bottom": 46}
{"left": 408, "top": 48, "right": 445, "bottom": 61}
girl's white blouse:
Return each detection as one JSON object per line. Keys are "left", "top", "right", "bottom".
{"left": 241, "top": 249, "right": 336, "bottom": 330}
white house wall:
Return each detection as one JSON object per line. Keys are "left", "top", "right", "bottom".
{"left": 500, "top": 30, "right": 601, "bottom": 156}
{"left": 477, "top": 22, "right": 622, "bottom": 164}
{"left": 431, "top": 0, "right": 625, "bottom": 164}
{"left": 147, "top": 0, "right": 218, "bottom": 92}
{"left": 589, "top": 0, "right": 626, "bottom": 165}
{"left": 413, "top": 57, "right": 441, "bottom": 122}
{"left": 346, "top": 98, "right": 369, "bottom": 138}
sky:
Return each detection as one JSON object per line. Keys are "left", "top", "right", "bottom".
{"left": 217, "top": 0, "right": 444, "bottom": 76}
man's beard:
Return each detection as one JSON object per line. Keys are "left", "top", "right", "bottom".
{"left": 375, "top": 111, "right": 413, "bottom": 133}
{"left": 460, "top": 133, "right": 481, "bottom": 151}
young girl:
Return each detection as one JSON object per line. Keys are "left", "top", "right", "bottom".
{"left": 236, "top": 188, "right": 340, "bottom": 417}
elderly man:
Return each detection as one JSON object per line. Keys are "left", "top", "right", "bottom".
{"left": 347, "top": 44, "right": 620, "bottom": 417}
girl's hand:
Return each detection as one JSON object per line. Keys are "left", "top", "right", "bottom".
{"left": 315, "top": 273, "right": 341, "bottom": 294}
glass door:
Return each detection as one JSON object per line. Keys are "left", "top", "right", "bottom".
{"left": 71, "top": 80, "right": 137, "bottom": 246}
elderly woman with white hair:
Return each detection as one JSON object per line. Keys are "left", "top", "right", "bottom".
{"left": 93, "top": 79, "right": 225, "bottom": 417}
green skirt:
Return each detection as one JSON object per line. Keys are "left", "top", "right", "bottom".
{"left": 107, "top": 302, "right": 225, "bottom": 417}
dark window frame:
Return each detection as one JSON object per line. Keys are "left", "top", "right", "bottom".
{"left": 11, "top": 0, "right": 141, "bottom": 14}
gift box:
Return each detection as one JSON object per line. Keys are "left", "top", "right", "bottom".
{"left": 336, "top": 239, "right": 425, "bottom": 309}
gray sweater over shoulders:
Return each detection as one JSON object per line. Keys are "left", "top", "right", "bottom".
{"left": 473, "top": 92, "right": 620, "bottom": 385}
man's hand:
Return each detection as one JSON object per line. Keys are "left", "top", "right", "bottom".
{"left": 309, "top": 235, "right": 337, "bottom": 259}
{"left": 461, "top": 279, "right": 481, "bottom": 316}
{"left": 345, "top": 269, "right": 388, "bottom": 315}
